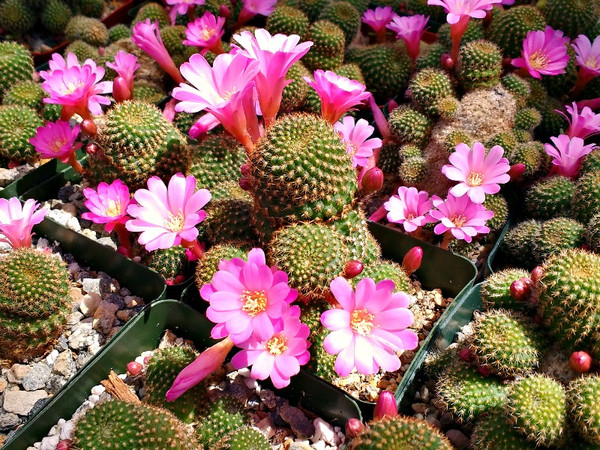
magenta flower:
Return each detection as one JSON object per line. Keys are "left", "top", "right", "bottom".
{"left": 441, "top": 142, "right": 511, "bottom": 204}
{"left": 362, "top": 7, "right": 397, "bottom": 43}
{"left": 544, "top": 134, "right": 596, "bottom": 179}
{"left": 233, "top": 28, "right": 313, "bottom": 127}
{"left": 82, "top": 179, "right": 132, "bottom": 233}
{"left": 29, "top": 120, "right": 82, "bottom": 163}
{"left": 430, "top": 193, "right": 494, "bottom": 243}
{"left": 0, "top": 198, "right": 46, "bottom": 249}
{"left": 132, "top": 19, "right": 184, "bottom": 84}
{"left": 200, "top": 248, "right": 298, "bottom": 344}
{"left": 189, "top": 112, "right": 221, "bottom": 139}
{"left": 303, "top": 70, "right": 371, "bottom": 124}
{"left": 334, "top": 116, "right": 381, "bottom": 168}
{"left": 384, "top": 186, "right": 434, "bottom": 233}
{"left": 321, "top": 277, "right": 417, "bottom": 377}
{"left": 173, "top": 52, "right": 261, "bottom": 151}
{"left": 387, "top": 14, "right": 429, "bottom": 61}
{"left": 573, "top": 34, "right": 600, "bottom": 77}
{"left": 166, "top": 0, "right": 206, "bottom": 24}
{"left": 231, "top": 305, "right": 310, "bottom": 388}
{"left": 106, "top": 51, "right": 140, "bottom": 94}
{"left": 126, "top": 173, "right": 211, "bottom": 251}
{"left": 183, "top": 12, "right": 226, "bottom": 55}
{"left": 235, "top": 0, "right": 278, "bottom": 27}
{"left": 39, "top": 53, "right": 86, "bottom": 79}
{"left": 557, "top": 102, "right": 600, "bottom": 139}
{"left": 427, "top": 0, "right": 501, "bottom": 24}
{"left": 512, "top": 26, "right": 570, "bottom": 80}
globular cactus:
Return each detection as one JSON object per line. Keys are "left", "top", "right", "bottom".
{"left": 288, "top": 0, "right": 329, "bottom": 22}
{"left": 319, "top": 1, "right": 360, "bottom": 46}
{"left": 399, "top": 156, "right": 428, "bottom": 185}
{"left": 0, "top": 105, "right": 43, "bottom": 162}
{"left": 416, "top": 43, "right": 446, "bottom": 71}
{"left": 133, "top": 82, "right": 166, "bottom": 104}
{"left": 572, "top": 170, "right": 600, "bottom": 224}
{"left": 581, "top": 150, "right": 600, "bottom": 176}
{"left": 3, "top": 81, "right": 45, "bottom": 111}
{"left": 457, "top": 40, "right": 503, "bottom": 91}
{"left": 388, "top": 106, "right": 432, "bottom": 147}
{"left": 482, "top": 194, "right": 508, "bottom": 234}
{"left": 445, "top": 129, "right": 473, "bottom": 154}
{"left": 307, "top": 325, "right": 337, "bottom": 381}
{"left": 481, "top": 268, "right": 531, "bottom": 311}
{"left": 71, "top": 0, "right": 104, "bottom": 17}
{"left": 41, "top": 0, "right": 73, "bottom": 34}
{"left": 525, "top": 176, "right": 574, "bottom": 221}
{"left": 352, "top": 260, "right": 411, "bottom": 294}
{"left": 0, "top": 248, "right": 71, "bottom": 361}
{"left": 65, "top": 16, "right": 109, "bottom": 47}
{"left": 331, "top": 208, "right": 381, "bottom": 265}
{"left": 216, "top": 427, "right": 271, "bottom": 450}
{"left": 471, "top": 411, "right": 537, "bottom": 450}
{"left": 0, "top": 0, "right": 35, "bottom": 35}
{"left": 501, "top": 74, "right": 531, "bottom": 108}
{"left": 143, "top": 246, "right": 191, "bottom": 284}
{"left": 108, "top": 24, "right": 131, "bottom": 43}
{"left": 514, "top": 108, "right": 542, "bottom": 132}
{"left": 541, "top": 0, "right": 596, "bottom": 38}
{"left": 73, "top": 399, "right": 198, "bottom": 449}
{"left": 501, "top": 220, "right": 541, "bottom": 269}
{"left": 486, "top": 132, "right": 518, "bottom": 155}
{"left": 196, "top": 397, "right": 247, "bottom": 448}
{"left": 486, "top": 6, "right": 547, "bottom": 58}
{"left": 195, "top": 243, "right": 249, "bottom": 291}
{"left": 0, "top": 42, "right": 34, "bottom": 98}
{"left": 133, "top": 2, "right": 170, "bottom": 28}
{"left": 438, "top": 20, "right": 484, "bottom": 49}
{"left": 302, "top": 20, "right": 345, "bottom": 71}
{"left": 587, "top": 212, "right": 600, "bottom": 253}
{"left": 408, "top": 68, "right": 455, "bottom": 118}
{"left": 160, "top": 25, "right": 188, "bottom": 67}
{"left": 266, "top": 6, "right": 310, "bottom": 38}
{"left": 64, "top": 40, "right": 99, "bottom": 64}
{"left": 567, "top": 375, "right": 600, "bottom": 445}
{"left": 507, "top": 141, "right": 545, "bottom": 180}
{"left": 534, "top": 217, "right": 585, "bottom": 263}
{"left": 281, "top": 62, "right": 311, "bottom": 112}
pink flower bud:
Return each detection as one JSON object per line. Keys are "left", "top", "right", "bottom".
{"left": 127, "top": 361, "right": 143, "bottom": 376}
{"left": 510, "top": 278, "right": 532, "bottom": 302}
{"left": 508, "top": 163, "right": 526, "bottom": 182}
{"left": 373, "top": 391, "right": 398, "bottom": 420}
{"left": 387, "top": 99, "right": 399, "bottom": 111}
{"left": 143, "top": 355, "right": 151, "bottom": 365}
{"left": 219, "top": 4, "right": 231, "bottom": 17}
{"left": 531, "top": 266, "right": 544, "bottom": 284}
{"left": 81, "top": 119, "right": 97, "bottom": 136}
{"left": 345, "top": 418, "right": 366, "bottom": 437}
{"left": 240, "top": 163, "right": 251, "bottom": 177}
{"left": 441, "top": 53, "right": 454, "bottom": 70}
{"left": 459, "top": 347, "right": 474, "bottom": 362}
{"left": 402, "top": 246, "right": 423, "bottom": 275}
{"left": 57, "top": 440, "right": 73, "bottom": 450}
{"left": 569, "top": 351, "right": 593, "bottom": 373}
{"left": 478, "top": 365, "right": 491, "bottom": 377}
{"left": 113, "top": 76, "right": 132, "bottom": 103}
{"left": 239, "top": 177, "right": 252, "bottom": 191}
{"left": 361, "top": 167, "right": 384, "bottom": 194}
{"left": 85, "top": 142, "right": 99, "bottom": 155}
{"left": 344, "top": 260, "right": 363, "bottom": 279}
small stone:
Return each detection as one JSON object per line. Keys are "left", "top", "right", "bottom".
{"left": 286, "top": 440, "right": 312, "bottom": 450}
{"left": 7, "top": 364, "right": 30, "bottom": 384}
{"left": 90, "top": 385, "right": 105, "bottom": 396}
{"left": 116, "top": 310, "right": 133, "bottom": 322}
{"left": 45, "top": 375, "right": 67, "bottom": 394}
{"left": 46, "top": 209, "right": 69, "bottom": 227}
{"left": 96, "top": 237, "right": 117, "bottom": 250}
{"left": 82, "top": 278, "right": 107, "bottom": 296}
{"left": 312, "top": 418, "right": 337, "bottom": 445}
{"left": 80, "top": 228, "right": 97, "bottom": 240}
{"left": 411, "top": 402, "right": 428, "bottom": 414}
{"left": 0, "top": 379, "right": 7, "bottom": 393}
{"left": 40, "top": 434, "right": 59, "bottom": 450}
{"left": 66, "top": 216, "right": 81, "bottom": 232}
{"left": 45, "top": 349, "right": 60, "bottom": 366}
{"left": 426, "top": 415, "right": 441, "bottom": 429}
{"left": 256, "top": 416, "right": 276, "bottom": 439}
{"left": 3, "top": 390, "right": 48, "bottom": 416}
{"left": 92, "top": 301, "right": 118, "bottom": 334}
{"left": 312, "top": 441, "right": 326, "bottom": 450}
{"left": 446, "top": 429, "right": 470, "bottom": 449}
{"left": 60, "top": 421, "right": 75, "bottom": 440}
{"left": 0, "top": 412, "right": 20, "bottom": 432}
{"left": 80, "top": 293, "right": 102, "bottom": 317}
{"left": 69, "top": 287, "right": 84, "bottom": 306}
{"left": 66, "top": 311, "right": 84, "bottom": 328}
{"left": 53, "top": 351, "right": 76, "bottom": 378}
{"left": 22, "top": 363, "right": 52, "bottom": 391}
{"left": 279, "top": 403, "right": 315, "bottom": 439}
{"left": 124, "top": 295, "right": 144, "bottom": 308}
{"left": 61, "top": 203, "right": 78, "bottom": 217}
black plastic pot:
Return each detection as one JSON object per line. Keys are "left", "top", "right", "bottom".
{"left": 484, "top": 219, "right": 511, "bottom": 277}
{"left": 3, "top": 299, "right": 363, "bottom": 450}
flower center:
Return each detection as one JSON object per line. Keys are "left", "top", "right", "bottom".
{"left": 63, "top": 81, "right": 85, "bottom": 95}
{"left": 200, "top": 28, "right": 215, "bottom": 41}
{"left": 585, "top": 56, "right": 599, "bottom": 69}
{"left": 241, "top": 290, "right": 268, "bottom": 317}
{"left": 406, "top": 213, "right": 416, "bottom": 221}
{"left": 529, "top": 51, "right": 549, "bottom": 70}
{"left": 164, "top": 212, "right": 185, "bottom": 232}
{"left": 451, "top": 214, "right": 467, "bottom": 228}
{"left": 104, "top": 199, "right": 122, "bottom": 217}
{"left": 266, "top": 335, "right": 287, "bottom": 355}
{"left": 350, "top": 309, "right": 374, "bottom": 336}
{"left": 50, "top": 138, "right": 67, "bottom": 153}
{"left": 466, "top": 171, "right": 484, "bottom": 187}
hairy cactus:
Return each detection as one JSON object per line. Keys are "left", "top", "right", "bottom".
{"left": 408, "top": 68, "right": 455, "bottom": 118}
{"left": 525, "top": 176, "right": 574, "bottom": 221}
{"left": 471, "top": 411, "right": 536, "bottom": 450}
{"left": 487, "top": 6, "right": 547, "bottom": 58}
{"left": 581, "top": 150, "right": 600, "bottom": 176}
{"left": 514, "top": 108, "right": 542, "bottom": 132}
{"left": 0, "top": 248, "right": 71, "bottom": 361}
{"left": 0, "top": 0, "right": 35, "bottom": 35}
{"left": 457, "top": 40, "right": 503, "bottom": 90}
{"left": 0, "top": 105, "right": 43, "bottom": 161}
{"left": 331, "top": 208, "right": 381, "bottom": 265}
{"left": 0, "top": 42, "right": 34, "bottom": 98}
{"left": 534, "top": 217, "right": 585, "bottom": 263}
{"left": 572, "top": 170, "right": 600, "bottom": 224}
{"left": 41, "top": 0, "right": 73, "bottom": 34}
{"left": 501, "top": 220, "right": 541, "bottom": 269}
{"left": 65, "top": 16, "right": 109, "bottom": 46}
{"left": 281, "top": 62, "right": 311, "bottom": 112}
{"left": 481, "top": 268, "right": 531, "bottom": 311}
{"left": 216, "top": 427, "right": 271, "bottom": 450}
{"left": 587, "top": 212, "right": 600, "bottom": 253}
{"left": 71, "top": 0, "right": 104, "bottom": 17}
{"left": 388, "top": 106, "right": 432, "bottom": 147}
{"left": 399, "top": 156, "right": 428, "bottom": 185}
{"left": 319, "top": 1, "right": 360, "bottom": 46}
{"left": 567, "top": 375, "right": 600, "bottom": 445}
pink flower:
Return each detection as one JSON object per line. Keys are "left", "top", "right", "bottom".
{"left": 321, "top": 277, "right": 418, "bottom": 377}
{"left": 430, "top": 193, "right": 494, "bottom": 242}
{"left": 189, "top": 112, "right": 221, "bottom": 139}
{"left": 231, "top": 305, "right": 310, "bottom": 388}
{"left": 303, "top": 70, "right": 371, "bottom": 124}
{"left": 106, "top": 51, "right": 140, "bottom": 93}
{"left": 233, "top": 28, "right": 313, "bottom": 127}
{"left": 557, "top": 102, "right": 600, "bottom": 139}
{"left": 200, "top": 248, "right": 298, "bottom": 344}
{"left": 362, "top": 7, "right": 397, "bottom": 42}
{"left": 132, "top": 19, "right": 184, "bottom": 84}
{"left": 126, "top": 173, "right": 211, "bottom": 251}
{"left": 166, "top": 0, "right": 206, "bottom": 24}
{"left": 235, "top": 0, "right": 278, "bottom": 27}
{"left": 544, "top": 134, "right": 596, "bottom": 178}
{"left": 334, "top": 116, "right": 381, "bottom": 168}
{"left": 384, "top": 186, "right": 434, "bottom": 233}
{"left": 183, "top": 12, "right": 226, "bottom": 54}
{"left": 173, "top": 52, "right": 261, "bottom": 151}
{"left": 82, "top": 179, "right": 132, "bottom": 233}
{"left": 0, "top": 198, "right": 46, "bottom": 249}
{"left": 512, "top": 26, "right": 570, "bottom": 79}
{"left": 441, "top": 142, "right": 511, "bottom": 204}
{"left": 29, "top": 120, "right": 82, "bottom": 163}
{"left": 387, "top": 14, "right": 429, "bottom": 61}
{"left": 373, "top": 391, "right": 398, "bottom": 420}
{"left": 427, "top": 0, "right": 501, "bottom": 25}
{"left": 573, "top": 34, "right": 600, "bottom": 77}
{"left": 40, "top": 53, "right": 90, "bottom": 79}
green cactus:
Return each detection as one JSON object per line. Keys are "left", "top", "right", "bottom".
{"left": 302, "top": 20, "right": 345, "bottom": 71}
{"left": 0, "top": 248, "right": 71, "bottom": 361}
{"left": 542, "top": 45, "right": 578, "bottom": 98}
{"left": 438, "top": 20, "right": 484, "bottom": 49}
{"left": 133, "top": 2, "right": 170, "bottom": 28}
{"left": 405, "top": 0, "right": 446, "bottom": 22}
{"left": 307, "top": 325, "right": 337, "bottom": 380}
{"left": 160, "top": 25, "right": 188, "bottom": 67}
{"left": 457, "top": 40, "right": 503, "bottom": 90}
{"left": 249, "top": 113, "right": 356, "bottom": 222}
{"left": 482, "top": 194, "right": 508, "bottom": 234}
{"left": 472, "top": 411, "right": 537, "bottom": 450}
{"left": 399, "top": 156, "right": 428, "bottom": 185}
{"left": 331, "top": 208, "right": 381, "bottom": 265}
{"left": 587, "top": 212, "right": 600, "bottom": 253}
{"left": 481, "top": 268, "right": 531, "bottom": 311}
{"left": 581, "top": 150, "right": 600, "bottom": 176}
{"left": 501, "top": 220, "right": 541, "bottom": 269}
{"left": 408, "top": 68, "right": 455, "bottom": 117}
{"left": 388, "top": 106, "right": 432, "bottom": 147}
{"left": 281, "top": 61, "right": 311, "bottom": 112}
{"left": 195, "top": 243, "right": 249, "bottom": 292}
{"left": 71, "top": 0, "right": 104, "bottom": 17}
{"left": 3, "top": 81, "right": 45, "bottom": 111}
{"left": 42, "top": 103, "right": 63, "bottom": 122}
{"left": 572, "top": 170, "right": 600, "bottom": 224}
{"left": 487, "top": 6, "right": 547, "bottom": 58}
{"left": 501, "top": 74, "right": 531, "bottom": 108}
{"left": 416, "top": 43, "right": 446, "bottom": 71}
{"left": 486, "top": 132, "right": 518, "bottom": 155}
{"left": 73, "top": 399, "right": 198, "bottom": 449}
{"left": 172, "top": 111, "right": 200, "bottom": 136}
{"left": 525, "top": 176, "right": 574, "bottom": 221}
{"left": 534, "top": 217, "right": 585, "bottom": 263}
{"left": 0, "top": 105, "right": 43, "bottom": 162}
{"left": 108, "top": 24, "right": 131, "bottom": 43}
{"left": 65, "top": 16, "right": 109, "bottom": 46}
{"left": 514, "top": 108, "right": 542, "bottom": 132}
{"left": 508, "top": 141, "right": 545, "bottom": 179}
{"left": 197, "top": 397, "right": 247, "bottom": 448}
{"left": 352, "top": 260, "right": 411, "bottom": 293}
{"left": 217, "top": 427, "right": 271, "bottom": 450}
{"left": 541, "top": 0, "right": 596, "bottom": 38}
{"left": 506, "top": 374, "right": 567, "bottom": 447}
{"left": 143, "top": 246, "right": 191, "bottom": 284}
{"left": 133, "top": 82, "right": 166, "bottom": 104}
{"left": 289, "top": 0, "right": 329, "bottom": 22}
{"left": 567, "top": 375, "right": 600, "bottom": 445}
{"left": 319, "top": 1, "right": 360, "bottom": 46}
{"left": 0, "top": 42, "right": 34, "bottom": 98}
{"left": 0, "top": 0, "right": 35, "bottom": 35}
{"left": 64, "top": 40, "right": 99, "bottom": 63}
{"left": 445, "top": 129, "right": 474, "bottom": 153}
{"left": 266, "top": 6, "right": 310, "bottom": 37}
{"left": 41, "top": 0, "right": 73, "bottom": 34}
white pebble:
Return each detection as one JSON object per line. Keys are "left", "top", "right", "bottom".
{"left": 90, "top": 385, "right": 105, "bottom": 396}
{"left": 60, "top": 420, "right": 75, "bottom": 440}
{"left": 135, "top": 356, "right": 146, "bottom": 365}
{"left": 45, "top": 350, "right": 59, "bottom": 366}
{"left": 237, "top": 367, "right": 251, "bottom": 378}
{"left": 312, "top": 418, "right": 337, "bottom": 445}
{"left": 244, "top": 378, "right": 258, "bottom": 390}
{"left": 39, "top": 434, "right": 59, "bottom": 450}
{"left": 312, "top": 441, "right": 326, "bottom": 450}
{"left": 88, "top": 394, "right": 100, "bottom": 405}
{"left": 48, "top": 425, "right": 58, "bottom": 436}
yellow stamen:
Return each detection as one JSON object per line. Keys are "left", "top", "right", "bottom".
{"left": 200, "top": 28, "right": 215, "bottom": 41}
{"left": 104, "top": 199, "right": 122, "bottom": 217}
{"left": 50, "top": 138, "right": 67, "bottom": 153}
{"left": 585, "top": 57, "right": 599, "bottom": 69}
{"left": 241, "top": 290, "right": 268, "bottom": 317}
{"left": 266, "top": 335, "right": 287, "bottom": 355}
{"left": 451, "top": 214, "right": 468, "bottom": 228}
{"left": 466, "top": 171, "right": 484, "bottom": 187}
{"left": 164, "top": 212, "right": 185, "bottom": 232}
{"left": 350, "top": 309, "right": 374, "bottom": 336}
{"left": 529, "top": 51, "right": 549, "bottom": 70}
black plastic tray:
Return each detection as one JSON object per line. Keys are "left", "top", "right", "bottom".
{"left": 3, "top": 299, "right": 363, "bottom": 450}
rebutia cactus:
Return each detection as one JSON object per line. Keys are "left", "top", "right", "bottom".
{"left": 0, "top": 248, "right": 71, "bottom": 361}
{"left": 307, "top": 325, "right": 337, "bottom": 380}
{"left": 133, "top": 2, "right": 170, "bottom": 28}
{"left": 486, "top": 6, "right": 547, "bottom": 58}
{"left": 481, "top": 268, "right": 531, "bottom": 311}
{"left": 0, "top": 42, "right": 34, "bottom": 98}
{"left": 195, "top": 243, "right": 249, "bottom": 291}
{"left": 514, "top": 108, "right": 542, "bottom": 132}
{"left": 73, "top": 400, "right": 198, "bottom": 449}
{"left": 416, "top": 43, "right": 446, "bottom": 71}
{"left": 525, "top": 176, "right": 574, "bottom": 221}
{"left": 438, "top": 20, "right": 484, "bottom": 49}
{"left": 352, "top": 260, "right": 411, "bottom": 293}
{"left": 457, "top": 40, "right": 503, "bottom": 90}
{"left": 572, "top": 171, "right": 600, "bottom": 224}
{"left": 501, "top": 74, "right": 531, "bottom": 108}
{"left": 266, "top": 6, "right": 310, "bottom": 38}
{"left": 281, "top": 62, "right": 311, "bottom": 112}
{"left": 567, "top": 375, "right": 600, "bottom": 445}
{"left": 581, "top": 151, "right": 600, "bottom": 176}
{"left": 216, "top": 427, "right": 271, "bottom": 450}
{"left": 408, "top": 68, "right": 455, "bottom": 118}
{"left": 388, "top": 106, "right": 432, "bottom": 148}
{"left": 507, "top": 374, "right": 567, "bottom": 447}
{"left": 143, "top": 246, "right": 191, "bottom": 284}
{"left": 41, "top": 0, "right": 73, "bottom": 34}
{"left": 65, "top": 16, "right": 109, "bottom": 46}
{"left": 541, "top": 0, "right": 596, "bottom": 38}
{"left": 72, "top": 0, "right": 104, "bottom": 17}
{"left": 482, "top": 194, "right": 508, "bottom": 234}
{"left": 3, "top": 80, "right": 45, "bottom": 111}
{"left": 197, "top": 397, "right": 247, "bottom": 448}
{"left": 249, "top": 113, "right": 356, "bottom": 223}
{"left": 319, "top": 1, "right": 360, "bottom": 46}
{"left": 64, "top": 40, "right": 99, "bottom": 64}
{"left": 0, "top": 0, "right": 35, "bottom": 35}
{"left": 287, "top": 0, "right": 329, "bottom": 22}
{"left": 534, "top": 217, "right": 585, "bottom": 263}
{"left": 470, "top": 309, "right": 541, "bottom": 377}
{"left": 471, "top": 411, "right": 537, "bottom": 450}
{"left": 108, "top": 24, "right": 131, "bottom": 43}
{"left": 436, "top": 362, "right": 507, "bottom": 422}
{"left": 0, "top": 105, "right": 43, "bottom": 162}
{"left": 351, "top": 415, "right": 453, "bottom": 449}
{"left": 302, "top": 20, "right": 345, "bottom": 71}
{"left": 587, "top": 212, "right": 600, "bottom": 253}
{"left": 331, "top": 208, "right": 381, "bottom": 265}
{"left": 501, "top": 220, "right": 541, "bottom": 269}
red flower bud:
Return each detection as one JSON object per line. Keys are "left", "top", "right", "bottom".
{"left": 127, "top": 361, "right": 143, "bottom": 376}
{"left": 239, "top": 177, "right": 252, "bottom": 191}
{"left": 441, "top": 53, "right": 454, "bottom": 70}
{"left": 344, "top": 260, "right": 363, "bottom": 279}
{"left": 531, "top": 266, "right": 544, "bottom": 284}
{"left": 402, "top": 246, "right": 423, "bottom": 275}
{"left": 478, "top": 365, "right": 491, "bottom": 377}
{"left": 361, "top": 167, "right": 384, "bottom": 194}
{"left": 508, "top": 163, "right": 526, "bottom": 182}
{"left": 510, "top": 278, "right": 532, "bottom": 302}
{"left": 81, "top": 119, "right": 98, "bottom": 136}
{"left": 459, "top": 347, "right": 474, "bottom": 362}
{"left": 345, "top": 418, "right": 366, "bottom": 437}
{"left": 569, "top": 351, "right": 593, "bottom": 373}
{"left": 85, "top": 142, "right": 99, "bottom": 156}
{"left": 240, "top": 163, "right": 251, "bottom": 177}
{"left": 387, "top": 99, "right": 399, "bottom": 111}
{"left": 373, "top": 391, "right": 398, "bottom": 420}
{"left": 57, "top": 440, "right": 73, "bottom": 450}
{"left": 113, "top": 76, "right": 132, "bottom": 103}
{"left": 219, "top": 4, "right": 231, "bottom": 16}
{"left": 143, "top": 355, "right": 151, "bottom": 365}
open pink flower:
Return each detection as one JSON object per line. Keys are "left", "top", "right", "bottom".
{"left": 40, "top": 53, "right": 93, "bottom": 79}
{"left": 427, "top": 0, "right": 501, "bottom": 24}
{"left": 166, "top": 0, "right": 206, "bottom": 24}
{"left": 430, "top": 193, "right": 493, "bottom": 242}
{"left": 321, "top": 277, "right": 417, "bottom": 377}
{"left": 233, "top": 28, "right": 313, "bottom": 127}
{"left": 132, "top": 19, "right": 184, "bottom": 84}
{"left": 303, "top": 70, "right": 371, "bottom": 124}
{"left": 173, "top": 52, "right": 261, "bottom": 151}
{"left": 387, "top": 14, "right": 429, "bottom": 61}
{"left": 82, "top": 179, "right": 132, "bottom": 233}
{"left": 512, "top": 26, "right": 570, "bottom": 79}
{"left": 200, "top": 248, "right": 298, "bottom": 344}
{"left": 362, "top": 7, "right": 397, "bottom": 42}
{"left": 573, "top": 34, "right": 600, "bottom": 77}
{"left": 544, "top": 134, "right": 596, "bottom": 178}
{"left": 0, "top": 198, "right": 46, "bottom": 249}
{"left": 441, "top": 142, "right": 510, "bottom": 204}
{"left": 106, "top": 51, "right": 140, "bottom": 94}
{"left": 231, "top": 305, "right": 310, "bottom": 388}
{"left": 384, "top": 186, "right": 434, "bottom": 233}
{"left": 29, "top": 120, "right": 82, "bottom": 163}
{"left": 557, "top": 102, "right": 600, "bottom": 139}
{"left": 126, "top": 173, "right": 211, "bottom": 251}
{"left": 235, "top": 0, "right": 277, "bottom": 27}
{"left": 183, "top": 12, "right": 226, "bottom": 54}
{"left": 334, "top": 116, "right": 381, "bottom": 168}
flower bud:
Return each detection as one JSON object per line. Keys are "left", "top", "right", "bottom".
{"left": 373, "top": 391, "right": 398, "bottom": 420}
{"left": 240, "top": 163, "right": 251, "bottom": 177}
{"left": 57, "top": 440, "right": 73, "bottom": 450}
{"left": 510, "top": 278, "right": 532, "bottom": 302}
{"left": 127, "top": 361, "right": 143, "bottom": 376}
{"left": 113, "top": 76, "right": 132, "bottom": 103}
{"left": 361, "top": 167, "right": 384, "bottom": 194}
{"left": 344, "top": 260, "right": 363, "bottom": 279}
{"left": 345, "top": 418, "right": 366, "bottom": 437}
{"left": 85, "top": 142, "right": 99, "bottom": 156}
{"left": 531, "top": 266, "right": 544, "bottom": 284}
{"left": 508, "top": 163, "right": 526, "bottom": 182}
{"left": 239, "top": 177, "right": 252, "bottom": 191}
{"left": 402, "top": 246, "right": 423, "bottom": 275}
{"left": 478, "top": 365, "right": 491, "bottom": 377}
{"left": 569, "top": 351, "right": 593, "bottom": 373}
{"left": 441, "top": 53, "right": 454, "bottom": 70}
{"left": 459, "top": 347, "right": 474, "bottom": 362}
{"left": 81, "top": 119, "right": 98, "bottom": 136}
{"left": 219, "top": 4, "right": 231, "bottom": 16}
